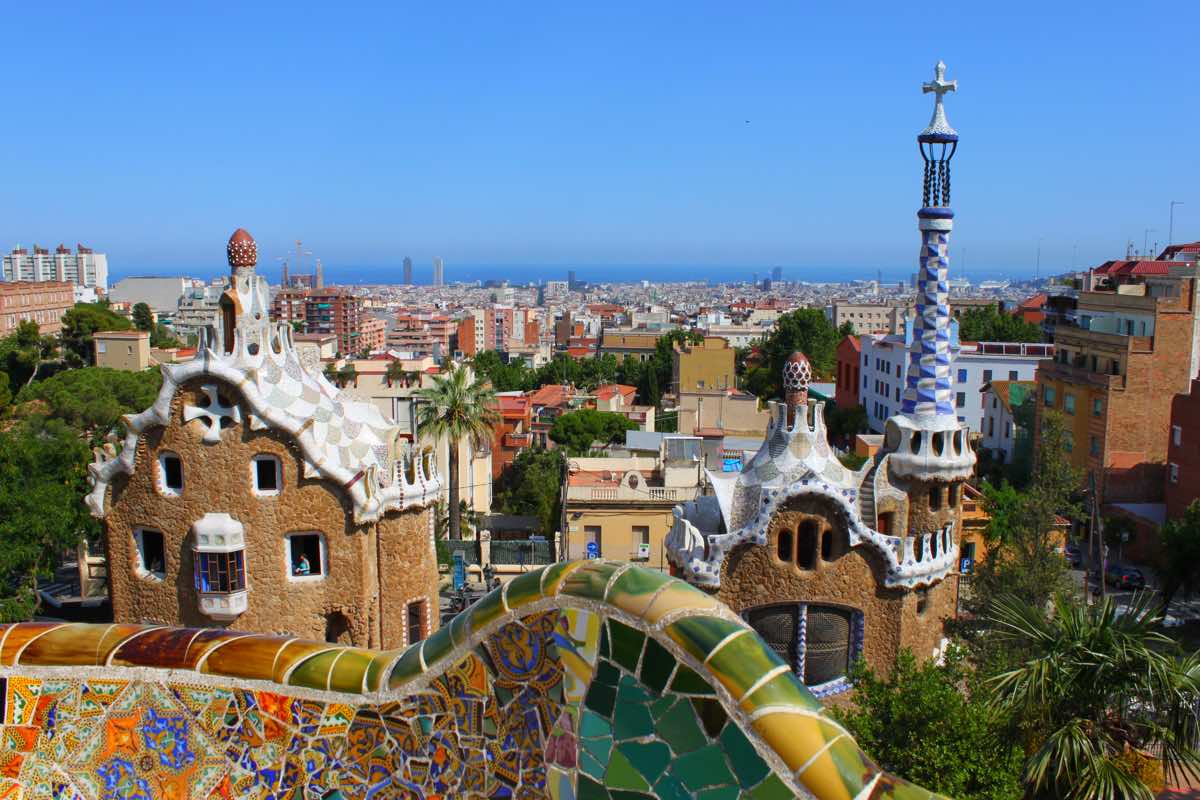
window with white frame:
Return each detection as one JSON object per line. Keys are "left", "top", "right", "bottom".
{"left": 1173, "top": 425, "right": 1182, "bottom": 447}
{"left": 158, "top": 452, "right": 184, "bottom": 495}
{"left": 251, "top": 454, "right": 282, "bottom": 495}
{"left": 285, "top": 532, "right": 325, "bottom": 580}
{"left": 133, "top": 528, "right": 166, "bottom": 581}
{"left": 1170, "top": 463, "right": 1179, "bottom": 483}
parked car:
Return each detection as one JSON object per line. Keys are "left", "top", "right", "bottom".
{"left": 1064, "top": 543, "right": 1083, "bottom": 568}
{"left": 1105, "top": 564, "right": 1146, "bottom": 590}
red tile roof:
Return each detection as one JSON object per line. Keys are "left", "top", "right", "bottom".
{"left": 594, "top": 383, "right": 637, "bottom": 402}
{"left": 528, "top": 384, "right": 573, "bottom": 407}
{"left": 1093, "top": 260, "right": 1189, "bottom": 277}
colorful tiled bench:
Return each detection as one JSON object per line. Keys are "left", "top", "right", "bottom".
{"left": 0, "top": 561, "right": 943, "bottom": 799}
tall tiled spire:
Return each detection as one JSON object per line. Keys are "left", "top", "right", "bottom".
{"left": 902, "top": 61, "right": 959, "bottom": 421}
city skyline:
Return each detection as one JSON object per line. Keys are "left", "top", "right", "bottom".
{"left": 0, "top": 3, "right": 1195, "bottom": 276}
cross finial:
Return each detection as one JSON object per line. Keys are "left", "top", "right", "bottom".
{"left": 919, "top": 60, "right": 958, "bottom": 138}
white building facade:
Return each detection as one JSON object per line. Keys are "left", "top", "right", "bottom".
{"left": 859, "top": 319, "right": 1052, "bottom": 435}
{"left": 3, "top": 244, "right": 108, "bottom": 291}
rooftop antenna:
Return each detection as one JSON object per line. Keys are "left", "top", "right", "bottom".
{"left": 1143, "top": 228, "right": 1156, "bottom": 259}
{"left": 1169, "top": 201, "right": 1184, "bottom": 248}
{"left": 1126, "top": 240, "right": 1134, "bottom": 259}
{"left": 1036, "top": 238, "right": 1043, "bottom": 282}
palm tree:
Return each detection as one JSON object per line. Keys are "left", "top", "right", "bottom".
{"left": 988, "top": 592, "right": 1200, "bottom": 799}
{"left": 416, "top": 364, "right": 497, "bottom": 559}
{"left": 385, "top": 359, "right": 407, "bottom": 387}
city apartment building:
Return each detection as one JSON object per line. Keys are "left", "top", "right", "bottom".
{"left": 827, "top": 302, "right": 910, "bottom": 335}
{"left": 270, "top": 287, "right": 369, "bottom": 356}
{"left": 3, "top": 243, "right": 108, "bottom": 290}
{"left": 979, "top": 380, "right": 1035, "bottom": 464}
{"left": 699, "top": 323, "right": 773, "bottom": 348}
{"left": 598, "top": 327, "right": 674, "bottom": 363}
{"left": 859, "top": 320, "right": 1051, "bottom": 434}
{"left": 171, "top": 282, "right": 224, "bottom": 342}
{"left": 0, "top": 280, "right": 73, "bottom": 335}
{"left": 834, "top": 336, "right": 861, "bottom": 410}
{"left": 94, "top": 330, "right": 151, "bottom": 371}
{"left": 1037, "top": 258, "right": 1200, "bottom": 504}
{"left": 388, "top": 312, "right": 454, "bottom": 355}
{"left": 565, "top": 437, "right": 705, "bottom": 570}
{"left": 110, "top": 276, "right": 192, "bottom": 314}
{"left": 492, "top": 393, "right": 533, "bottom": 478}
{"left": 671, "top": 335, "right": 735, "bottom": 393}
{"left": 1168, "top": 379, "right": 1200, "bottom": 520}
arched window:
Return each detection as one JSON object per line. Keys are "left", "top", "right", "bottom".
{"left": 744, "top": 603, "right": 863, "bottom": 695}
{"left": 776, "top": 530, "right": 793, "bottom": 562}
{"left": 796, "top": 520, "right": 818, "bottom": 570}
{"left": 219, "top": 294, "right": 236, "bottom": 355}
{"left": 929, "top": 487, "right": 943, "bottom": 510}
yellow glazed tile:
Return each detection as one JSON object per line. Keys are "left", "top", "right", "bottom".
{"left": 1, "top": 623, "right": 65, "bottom": 665}
{"left": 18, "top": 623, "right": 114, "bottom": 666}
{"left": 752, "top": 711, "right": 854, "bottom": 800}
{"left": 638, "top": 581, "right": 723, "bottom": 626}
{"left": 202, "top": 634, "right": 294, "bottom": 681}
{"left": 326, "top": 648, "right": 376, "bottom": 694}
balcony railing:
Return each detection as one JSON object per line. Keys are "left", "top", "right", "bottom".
{"left": 566, "top": 485, "right": 700, "bottom": 503}
{"left": 1037, "top": 359, "right": 1126, "bottom": 390}
{"left": 973, "top": 342, "right": 1055, "bottom": 358}
{"left": 503, "top": 433, "right": 533, "bottom": 448}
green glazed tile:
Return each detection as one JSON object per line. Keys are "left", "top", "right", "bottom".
{"left": 705, "top": 628, "right": 788, "bottom": 701}
{"left": 639, "top": 580, "right": 722, "bottom": 625}
{"left": 580, "top": 750, "right": 607, "bottom": 782}
{"left": 415, "top": 716, "right": 433, "bottom": 735}
{"left": 668, "top": 665, "right": 715, "bottom": 695}
{"left": 616, "top": 673, "right": 655, "bottom": 707}
{"left": 579, "top": 709, "right": 612, "bottom": 739}
{"left": 605, "top": 746, "right": 650, "bottom": 791}
{"left": 747, "top": 773, "right": 794, "bottom": 800}
{"left": 608, "top": 620, "right": 645, "bottom": 673}
{"left": 698, "top": 787, "right": 740, "bottom": 800}
{"left": 616, "top": 740, "right": 671, "bottom": 785}
{"left": 585, "top": 681, "right": 617, "bottom": 717}
{"left": 581, "top": 732, "right": 613, "bottom": 765}
{"left": 463, "top": 585, "right": 505, "bottom": 632}
{"left": 638, "top": 636, "right": 675, "bottom": 695}
{"left": 664, "top": 616, "right": 745, "bottom": 663}
{"left": 595, "top": 659, "right": 621, "bottom": 687}
{"left": 447, "top": 610, "right": 471, "bottom": 649}
{"left": 655, "top": 699, "right": 707, "bottom": 754}
{"left": 419, "top": 622, "right": 455, "bottom": 668}
{"left": 673, "top": 744, "right": 736, "bottom": 790}
{"left": 720, "top": 720, "right": 769, "bottom": 788}
{"left": 818, "top": 729, "right": 880, "bottom": 797}
{"left": 540, "top": 560, "right": 585, "bottom": 595}
{"left": 364, "top": 649, "right": 402, "bottom": 692}
{"left": 610, "top": 792, "right": 655, "bottom": 800}
{"left": 605, "top": 566, "right": 674, "bottom": 617}
{"left": 504, "top": 569, "right": 545, "bottom": 610}
{"left": 599, "top": 621, "right": 611, "bottom": 658}
{"left": 613, "top": 689, "right": 653, "bottom": 740}
{"left": 739, "top": 669, "right": 821, "bottom": 714}
{"left": 560, "top": 561, "right": 623, "bottom": 601}
{"left": 327, "top": 648, "right": 376, "bottom": 694}
{"left": 652, "top": 772, "right": 692, "bottom": 800}
{"left": 386, "top": 640, "right": 425, "bottom": 688}
{"left": 577, "top": 773, "right": 609, "bottom": 799}
{"left": 286, "top": 649, "right": 341, "bottom": 691}
{"left": 690, "top": 698, "right": 728, "bottom": 737}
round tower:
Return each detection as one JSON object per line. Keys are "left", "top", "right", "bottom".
{"left": 883, "top": 61, "right": 975, "bottom": 538}
{"left": 782, "top": 351, "right": 812, "bottom": 426}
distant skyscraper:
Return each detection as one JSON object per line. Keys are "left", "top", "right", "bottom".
{"left": 567, "top": 270, "right": 577, "bottom": 290}
{"left": 403, "top": 256, "right": 413, "bottom": 285}
{"left": 771, "top": 266, "right": 782, "bottom": 282}
{"left": 433, "top": 257, "right": 444, "bottom": 287}
{"left": 281, "top": 261, "right": 289, "bottom": 288}
{"left": 3, "top": 243, "right": 108, "bottom": 291}
{"left": 315, "top": 258, "right": 324, "bottom": 289}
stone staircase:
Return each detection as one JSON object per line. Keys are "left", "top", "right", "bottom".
{"left": 858, "top": 460, "right": 879, "bottom": 529}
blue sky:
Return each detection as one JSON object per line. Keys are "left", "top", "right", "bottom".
{"left": 1, "top": 2, "right": 1196, "bottom": 281}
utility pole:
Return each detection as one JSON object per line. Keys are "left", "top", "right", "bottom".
{"left": 1170, "top": 201, "right": 1184, "bottom": 248}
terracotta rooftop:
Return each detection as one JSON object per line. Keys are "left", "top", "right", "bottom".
{"left": 594, "top": 383, "right": 637, "bottom": 402}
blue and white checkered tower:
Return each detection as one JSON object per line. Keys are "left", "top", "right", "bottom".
{"left": 884, "top": 62, "right": 975, "bottom": 482}
{"left": 904, "top": 60, "right": 958, "bottom": 419}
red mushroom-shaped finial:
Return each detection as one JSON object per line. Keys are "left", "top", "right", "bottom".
{"left": 227, "top": 228, "right": 257, "bottom": 270}
{"left": 783, "top": 351, "right": 812, "bottom": 425}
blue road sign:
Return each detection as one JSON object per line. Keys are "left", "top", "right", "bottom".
{"left": 453, "top": 551, "right": 466, "bottom": 589}
{"left": 585, "top": 541, "right": 600, "bottom": 559}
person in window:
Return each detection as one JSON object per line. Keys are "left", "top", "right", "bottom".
{"left": 294, "top": 554, "right": 311, "bottom": 576}
{"left": 148, "top": 556, "right": 163, "bottom": 576}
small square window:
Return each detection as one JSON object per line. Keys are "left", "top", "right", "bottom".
{"left": 134, "top": 528, "right": 166, "bottom": 581}
{"left": 252, "top": 455, "right": 281, "bottom": 495}
{"left": 957, "top": 369, "right": 967, "bottom": 383}
{"left": 1064, "top": 394, "right": 1075, "bottom": 415}
{"left": 1173, "top": 425, "right": 1182, "bottom": 447}
{"left": 286, "top": 532, "right": 324, "bottom": 579}
{"left": 159, "top": 453, "right": 183, "bottom": 494}
{"left": 1170, "top": 463, "right": 1179, "bottom": 483}
{"left": 407, "top": 599, "right": 426, "bottom": 645}
{"left": 1090, "top": 436, "right": 1100, "bottom": 456}
{"left": 1093, "top": 398, "right": 1103, "bottom": 417}
{"left": 1008, "top": 370, "right": 1018, "bottom": 380}
{"left": 956, "top": 392, "right": 965, "bottom": 408}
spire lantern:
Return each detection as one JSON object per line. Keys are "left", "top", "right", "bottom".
{"left": 918, "top": 61, "right": 958, "bottom": 209}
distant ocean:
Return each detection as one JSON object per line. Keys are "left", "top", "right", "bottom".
{"left": 110, "top": 262, "right": 1047, "bottom": 286}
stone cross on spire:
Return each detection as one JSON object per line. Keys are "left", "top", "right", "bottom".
{"left": 920, "top": 60, "right": 958, "bottom": 139}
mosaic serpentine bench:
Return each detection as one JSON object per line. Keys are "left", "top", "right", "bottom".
{"left": 0, "top": 561, "right": 942, "bottom": 800}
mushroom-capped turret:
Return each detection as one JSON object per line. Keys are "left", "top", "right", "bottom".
{"left": 782, "top": 351, "right": 812, "bottom": 394}
{"left": 227, "top": 228, "right": 257, "bottom": 270}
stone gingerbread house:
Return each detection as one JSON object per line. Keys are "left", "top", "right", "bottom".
{"left": 87, "top": 229, "right": 443, "bottom": 649}
{"left": 666, "top": 62, "right": 976, "bottom": 698}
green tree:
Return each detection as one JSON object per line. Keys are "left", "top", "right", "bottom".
{"left": 385, "top": 359, "right": 409, "bottom": 387}
{"left": 832, "top": 649, "right": 1023, "bottom": 800}
{"left": 131, "top": 302, "right": 154, "bottom": 331}
{"left": 1102, "top": 514, "right": 1136, "bottom": 563}
{"left": 149, "top": 323, "right": 183, "bottom": 349}
{"left": 549, "top": 408, "right": 638, "bottom": 455}
{"left": 825, "top": 404, "right": 868, "bottom": 443}
{"left": 416, "top": 364, "right": 498, "bottom": 555}
{"left": 958, "top": 303, "right": 1043, "bottom": 343}
{"left": 963, "top": 410, "right": 1080, "bottom": 662}
{"left": 61, "top": 303, "right": 132, "bottom": 366}
{"left": 472, "top": 350, "right": 532, "bottom": 392}
{"left": 15, "top": 367, "right": 162, "bottom": 441}
{"left": 493, "top": 447, "right": 565, "bottom": 539}
{"left": 0, "top": 417, "right": 99, "bottom": 621}
{"left": 748, "top": 310, "right": 850, "bottom": 400}
{"left": 989, "top": 592, "right": 1200, "bottom": 800}
{"left": 1158, "top": 499, "right": 1200, "bottom": 611}
{"left": 0, "top": 320, "right": 60, "bottom": 389}
{"left": 0, "top": 371, "right": 11, "bottom": 413}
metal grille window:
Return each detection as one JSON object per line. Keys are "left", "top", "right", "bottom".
{"left": 195, "top": 551, "right": 246, "bottom": 594}
{"left": 744, "top": 603, "right": 862, "bottom": 695}
{"left": 407, "top": 600, "right": 425, "bottom": 645}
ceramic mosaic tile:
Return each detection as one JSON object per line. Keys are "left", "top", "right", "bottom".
{"left": 0, "top": 561, "right": 944, "bottom": 799}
